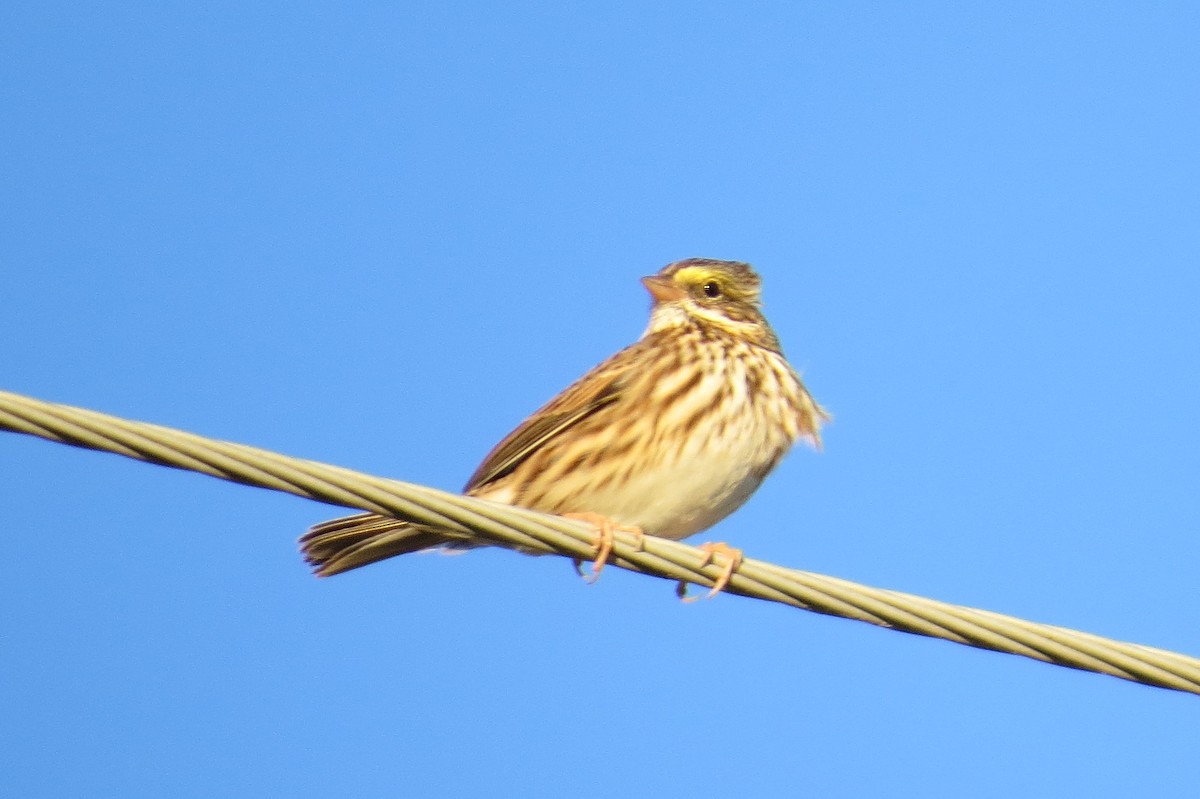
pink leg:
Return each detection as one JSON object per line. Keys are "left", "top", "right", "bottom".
{"left": 562, "top": 512, "right": 644, "bottom": 583}
{"left": 678, "top": 542, "right": 744, "bottom": 602}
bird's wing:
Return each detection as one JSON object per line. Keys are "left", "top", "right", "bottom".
{"left": 462, "top": 343, "right": 641, "bottom": 493}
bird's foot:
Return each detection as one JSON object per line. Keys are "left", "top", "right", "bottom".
{"left": 564, "top": 512, "right": 643, "bottom": 583}
{"left": 677, "top": 541, "right": 744, "bottom": 602}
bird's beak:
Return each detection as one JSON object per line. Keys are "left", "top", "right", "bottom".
{"left": 641, "top": 275, "right": 686, "bottom": 304}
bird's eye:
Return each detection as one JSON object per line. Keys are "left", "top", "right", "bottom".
{"left": 703, "top": 281, "right": 722, "bottom": 299}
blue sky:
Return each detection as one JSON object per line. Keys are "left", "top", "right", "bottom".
{"left": 3, "top": 2, "right": 1199, "bottom": 796}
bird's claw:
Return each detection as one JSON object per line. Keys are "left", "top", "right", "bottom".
{"left": 564, "top": 512, "right": 643, "bottom": 583}
{"left": 678, "top": 541, "right": 744, "bottom": 602}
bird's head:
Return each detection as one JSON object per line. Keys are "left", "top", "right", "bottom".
{"left": 642, "top": 258, "right": 780, "bottom": 351}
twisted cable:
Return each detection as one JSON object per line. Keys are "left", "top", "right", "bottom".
{"left": 1, "top": 388, "right": 1197, "bottom": 696}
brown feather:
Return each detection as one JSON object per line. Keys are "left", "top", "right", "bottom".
{"left": 462, "top": 352, "right": 632, "bottom": 492}
{"left": 299, "top": 514, "right": 470, "bottom": 577}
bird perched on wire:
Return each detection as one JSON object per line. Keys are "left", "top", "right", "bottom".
{"left": 300, "top": 258, "right": 828, "bottom": 598}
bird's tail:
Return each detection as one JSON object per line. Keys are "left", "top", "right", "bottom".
{"left": 299, "top": 513, "right": 474, "bottom": 577}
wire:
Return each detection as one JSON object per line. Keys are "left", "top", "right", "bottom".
{"left": 1, "top": 388, "right": 1197, "bottom": 695}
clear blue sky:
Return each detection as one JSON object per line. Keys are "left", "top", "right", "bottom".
{"left": 3, "top": 2, "right": 1199, "bottom": 796}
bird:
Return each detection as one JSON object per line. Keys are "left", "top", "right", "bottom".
{"left": 300, "top": 258, "right": 828, "bottom": 598}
